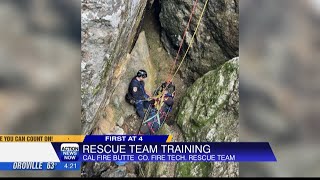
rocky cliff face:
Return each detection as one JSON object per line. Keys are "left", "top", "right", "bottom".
{"left": 91, "top": 31, "right": 157, "bottom": 136}
{"left": 139, "top": 57, "right": 239, "bottom": 178}
{"left": 81, "top": 0, "right": 239, "bottom": 177}
{"left": 175, "top": 57, "right": 239, "bottom": 177}
{"left": 81, "top": 0, "right": 147, "bottom": 134}
{"left": 159, "top": 0, "right": 239, "bottom": 84}
{"left": 177, "top": 57, "right": 239, "bottom": 142}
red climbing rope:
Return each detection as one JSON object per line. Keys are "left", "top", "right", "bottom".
{"left": 166, "top": 0, "right": 198, "bottom": 83}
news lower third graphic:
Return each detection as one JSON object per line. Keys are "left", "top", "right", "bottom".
{"left": 0, "top": 135, "right": 277, "bottom": 171}
{"left": 0, "top": 135, "right": 82, "bottom": 171}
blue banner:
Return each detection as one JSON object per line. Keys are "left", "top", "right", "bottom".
{"left": 51, "top": 141, "right": 276, "bottom": 162}
{"left": 0, "top": 162, "right": 80, "bottom": 171}
{"left": 83, "top": 135, "right": 169, "bottom": 143}
{"left": 79, "top": 142, "right": 276, "bottom": 162}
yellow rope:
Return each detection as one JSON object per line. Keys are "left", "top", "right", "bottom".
{"left": 153, "top": 0, "right": 209, "bottom": 114}
{"left": 169, "top": 0, "right": 209, "bottom": 82}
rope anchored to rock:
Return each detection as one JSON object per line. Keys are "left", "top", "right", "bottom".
{"left": 138, "top": 0, "right": 209, "bottom": 135}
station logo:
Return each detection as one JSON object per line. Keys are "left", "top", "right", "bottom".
{"left": 60, "top": 143, "right": 79, "bottom": 161}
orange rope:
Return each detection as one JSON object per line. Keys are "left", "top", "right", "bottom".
{"left": 138, "top": 0, "right": 205, "bottom": 135}
{"left": 166, "top": 0, "right": 199, "bottom": 83}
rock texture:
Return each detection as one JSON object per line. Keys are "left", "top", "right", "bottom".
{"left": 140, "top": 58, "right": 239, "bottom": 178}
{"left": 0, "top": 0, "right": 80, "bottom": 177}
{"left": 240, "top": 0, "right": 320, "bottom": 177}
{"left": 175, "top": 57, "right": 239, "bottom": 177}
{"left": 80, "top": 0, "right": 239, "bottom": 177}
{"left": 82, "top": 30, "right": 158, "bottom": 177}
{"left": 90, "top": 31, "right": 156, "bottom": 135}
{"left": 140, "top": 124, "right": 182, "bottom": 177}
{"left": 159, "top": 0, "right": 239, "bottom": 84}
{"left": 81, "top": 0, "right": 147, "bottom": 134}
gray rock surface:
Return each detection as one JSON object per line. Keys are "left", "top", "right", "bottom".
{"left": 159, "top": 0, "right": 239, "bottom": 84}
{"left": 117, "top": 117, "right": 124, "bottom": 126}
{"left": 82, "top": 30, "right": 159, "bottom": 177}
{"left": 139, "top": 60, "right": 241, "bottom": 176}
{"left": 176, "top": 57, "right": 239, "bottom": 142}
{"left": 140, "top": 124, "right": 181, "bottom": 177}
{"left": 175, "top": 57, "right": 239, "bottom": 177}
{"left": 240, "top": 0, "right": 320, "bottom": 177}
{"left": 0, "top": 0, "right": 80, "bottom": 177}
{"left": 81, "top": 0, "right": 147, "bottom": 134}
{"left": 90, "top": 31, "right": 157, "bottom": 136}
{"left": 101, "top": 166, "right": 127, "bottom": 177}
{"left": 81, "top": 1, "right": 240, "bottom": 177}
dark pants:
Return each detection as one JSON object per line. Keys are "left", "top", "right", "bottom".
{"left": 135, "top": 100, "right": 150, "bottom": 119}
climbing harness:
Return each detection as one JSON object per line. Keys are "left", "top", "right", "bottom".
{"left": 137, "top": 81, "right": 175, "bottom": 135}
{"left": 138, "top": 0, "right": 209, "bottom": 135}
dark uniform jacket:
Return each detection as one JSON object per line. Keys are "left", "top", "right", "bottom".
{"left": 128, "top": 77, "right": 149, "bottom": 101}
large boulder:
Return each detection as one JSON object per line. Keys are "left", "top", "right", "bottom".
{"left": 175, "top": 57, "right": 239, "bottom": 177}
{"left": 159, "top": 0, "right": 239, "bottom": 84}
{"left": 81, "top": 0, "right": 147, "bottom": 134}
{"left": 91, "top": 31, "right": 157, "bottom": 135}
